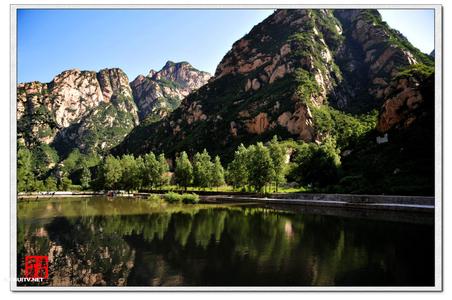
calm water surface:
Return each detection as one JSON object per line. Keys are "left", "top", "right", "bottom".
{"left": 17, "top": 197, "right": 434, "bottom": 287}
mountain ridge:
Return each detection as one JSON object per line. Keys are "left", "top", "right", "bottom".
{"left": 17, "top": 60, "right": 211, "bottom": 158}
{"left": 112, "top": 9, "right": 433, "bottom": 162}
{"left": 131, "top": 61, "right": 211, "bottom": 121}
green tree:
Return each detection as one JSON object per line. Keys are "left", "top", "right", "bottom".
{"left": 174, "top": 151, "right": 193, "bottom": 191}
{"left": 290, "top": 138, "right": 341, "bottom": 187}
{"left": 157, "top": 153, "right": 170, "bottom": 187}
{"left": 35, "top": 180, "right": 46, "bottom": 191}
{"left": 120, "top": 155, "right": 142, "bottom": 192}
{"left": 248, "top": 143, "right": 275, "bottom": 193}
{"left": 80, "top": 166, "right": 91, "bottom": 190}
{"left": 193, "top": 149, "right": 214, "bottom": 189}
{"left": 141, "top": 152, "right": 170, "bottom": 189}
{"left": 226, "top": 144, "right": 250, "bottom": 190}
{"left": 102, "top": 155, "right": 123, "bottom": 190}
{"left": 44, "top": 176, "right": 58, "bottom": 191}
{"left": 59, "top": 176, "right": 72, "bottom": 191}
{"left": 142, "top": 152, "right": 160, "bottom": 188}
{"left": 268, "top": 136, "right": 288, "bottom": 192}
{"left": 82, "top": 152, "right": 102, "bottom": 168}
{"left": 315, "top": 138, "right": 341, "bottom": 186}
{"left": 62, "top": 149, "right": 82, "bottom": 174}
{"left": 310, "top": 106, "right": 378, "bottom": 150}
{"left": 32, "top": 144, "right": 59, "bottom": 178}
{"left": 17, "top": 146, "right": 35, "bottom": 192}
{"left": 211, "top": 155, "right": 225, "bottom": 190}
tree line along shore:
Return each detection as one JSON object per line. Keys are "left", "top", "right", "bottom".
{"left": 18, "top": 136, "right": 344, "bottom": 194}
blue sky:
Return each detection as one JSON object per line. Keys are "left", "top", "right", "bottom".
{"left": 379, "top": 9, "right": 435, "bottom": 54}
{"left": 17, "top": 9, "right": 434, "bottom": 83}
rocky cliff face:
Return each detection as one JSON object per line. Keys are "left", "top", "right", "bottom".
{"left": 376, "top": 64, "right": 434, "bottom": 133}
{"left": 113, "top": 9, "right": 433, "bottom": 160}
{"left": 332, "top": 10, "right": 431, "bottom": 111}
{"left": 97, "top": 68, "right": 135, "bottom": 102}
{"left": 130, "top": 61, "right": 211, "bottom": 121}
{"left": 17, "top": 68, "right": 139, "bottom": 155}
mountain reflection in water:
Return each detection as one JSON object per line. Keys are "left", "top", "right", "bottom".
{"left": 17, "top": 197, "right": 434, "bottom": 287}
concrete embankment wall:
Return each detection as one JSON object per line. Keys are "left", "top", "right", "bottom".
{"left": 268, "top": 193, "right": 434, "bottom": 206}
{"left": 199, "top": 194, "right": 435, "bottom": 213}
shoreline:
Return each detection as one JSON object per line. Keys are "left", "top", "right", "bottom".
{"left": 17, "top": 191, "right": 434, "bottom": 213}
{"left": 200, "top": 195, "right": 434, "bottom": 213}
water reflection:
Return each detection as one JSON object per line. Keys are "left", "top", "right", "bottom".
{"left": 17, "top": 197, "right": 434, "bottom": 286}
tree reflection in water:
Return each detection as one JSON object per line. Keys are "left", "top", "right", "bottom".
{"left": 17, "top": 197, "right": 434, "bottom": 286}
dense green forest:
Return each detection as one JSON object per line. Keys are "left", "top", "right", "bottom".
{"left": 17, "top": 135, "right": 339, "bottom": 194}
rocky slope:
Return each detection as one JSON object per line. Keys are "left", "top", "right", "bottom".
{"left": 130, "top": 61, "right": 211, "bottom": 121}
{"left": 112, "top": 9, "right": 434, "bottom": 160}
{"left": 17, "top": 68, "right": 139, "bottom": 156}
{"left": 376, "top": 64, "right": 434, "bottom": 133}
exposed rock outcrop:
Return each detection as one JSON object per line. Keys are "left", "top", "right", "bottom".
{"left": 130, "top": 61, "right": 211, "bottom": 121}
{"left": 277, "top": 105, "right": 315, "bottom": 140}
{"left": 376, "top": 68, "right": 434, "bottom": 133}
{"left": 17, "top": 68, "right": 139, "bottom": 155}
{"left": 245, "top": 112, "right": 270, "bottom": 134}
{"left": 331, "top": 9, "right": 431, "bottom": 111}
{"left": 97, "top": 68, "right": 134, "bottom": 102}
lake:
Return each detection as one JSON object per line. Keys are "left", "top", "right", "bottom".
{"left": 17, "top": 196, "right": 434, "bottom": 287}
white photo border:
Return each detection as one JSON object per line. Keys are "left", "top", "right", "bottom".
{"left": 9, "top": 3, "right": 443, "bottom": 292}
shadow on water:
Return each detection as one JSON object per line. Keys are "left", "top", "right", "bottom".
{"left": 17, "top": 197, "right": 434, "bottom": 287}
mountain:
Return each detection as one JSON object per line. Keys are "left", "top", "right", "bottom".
{"left": 17, "top": 68, "right": 139, "bottom": 156}
{"left": 15, "top": 9, "right": 435, "bottom": 194}
{"left": 112, "top": 9, "right": 434, "bottom": 161}
{"left": 130, "top": 61, "right": 211, "bottom": 121}
{"left": 17, "top": 61, "right": 211, "bottom": 158}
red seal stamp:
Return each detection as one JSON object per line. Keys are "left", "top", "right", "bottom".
{"left": 24, "top": 256, "right": 48, "bottom": 279}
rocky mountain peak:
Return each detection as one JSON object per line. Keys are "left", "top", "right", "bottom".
{"left": 152, "top": 61, "right": 210, "bottom": 89}
{"left": 163, "top": 60, "right": 177, "bottom": 68}
{"left": 130, "top": 61, "right": 211, "bottom": 121}
{"left": 147, "top": 69, "right": 157, "bottom": 78}
{"left": 97, "top": 68, "right": 134, "bottom": 102}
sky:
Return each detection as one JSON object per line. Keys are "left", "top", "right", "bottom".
{"left": 379, "top": 9, "right": 435, "bottom": 54}
{"left": 17, "top": 9, "right": 435, "bottom": 83}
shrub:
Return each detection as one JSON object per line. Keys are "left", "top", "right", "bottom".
{"left": 294, "top": 68, "right": 319, "bottom": 103}
{"left": 162, "top": 192, "right": 200, "bottom": 204}
{"left": 394, "top": 63, "right": 434, "bottom": 81}
{"left": 163, "top": 192, "right": 182, "bottom": 204}
{"left": 69, "top": 184, "right": 82, "bottom": 191}
{"left": 181, "top": 193, "right": 200, "bottom": 204}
